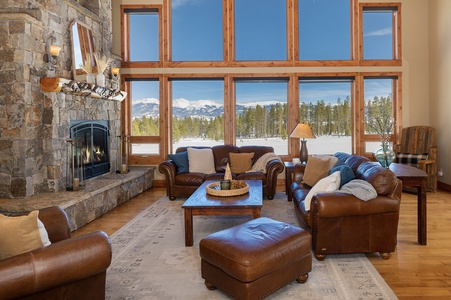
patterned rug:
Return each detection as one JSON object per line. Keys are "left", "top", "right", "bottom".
{"left": 106, "top": 193, "right": 398, "bottom": 300}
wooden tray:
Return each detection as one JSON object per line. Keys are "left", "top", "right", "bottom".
{"left": 206, "top": 181, "right": 249, "bottom": 197}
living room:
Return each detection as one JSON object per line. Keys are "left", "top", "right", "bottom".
{"left": 1, "top": 0, "right": 451, "bottom": 298}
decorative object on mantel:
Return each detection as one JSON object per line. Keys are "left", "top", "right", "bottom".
{"left": 111, "top": 67, "right": 120, "bottom": 89}
{"left": 94, "top": 53, "right": 113, "bottom": 87}
{"left": 116, "top": 135, "right": 130, "bottom": 174}
{"left": 43, "top": 33, "right": 61, "bottom": 70}
{"left": 80, "top": 54, "right": 95, "bottom": 84}
{"left": 40, "top": 77, "right": 127, "bottom": 101}
{"left": 66, "top": 139, "right": 85, "bottom": 191}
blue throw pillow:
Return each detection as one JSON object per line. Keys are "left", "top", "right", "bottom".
{"left": 168, "top": 151, "right": 189, "bottom": 174}
{"left": 330, "top": 164, "right": 355, "bottom": 188}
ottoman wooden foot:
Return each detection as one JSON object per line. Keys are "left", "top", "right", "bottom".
{"left": 204, "top": 280, "right": 217, "bottom": 290}
{"left": 200, "top": 217, "right": 312, "bottom": 300}
{"left": 296, "top": 273, "right": 309, "bottom": 284}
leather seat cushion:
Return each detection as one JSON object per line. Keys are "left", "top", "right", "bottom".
{"left": 199, "top": 217, "right": 311, "bottom": 283}
{"left": 174, "top": 173, "right": 205, "bottom": 186}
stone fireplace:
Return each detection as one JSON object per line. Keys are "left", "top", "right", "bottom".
{"left": 0, "top": 0, "right": 121, "bottom": 198}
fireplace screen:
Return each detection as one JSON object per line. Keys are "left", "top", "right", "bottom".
{"left": 70, "top": 120, "right": 110, "bottom": 179}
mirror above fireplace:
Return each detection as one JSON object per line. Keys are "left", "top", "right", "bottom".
{"left": 70, "top": 20, "right": 97, "bottom": 81}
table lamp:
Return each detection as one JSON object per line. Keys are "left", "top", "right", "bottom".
{"left": 290, "top": 123, "right": 316, "bottom": 163}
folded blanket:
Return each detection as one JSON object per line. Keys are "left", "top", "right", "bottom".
{"left": 246, "top": 152, "right": 282, "bottom": 174}
{"left": 339, "top": 179, "right": 377, "bottom": 201}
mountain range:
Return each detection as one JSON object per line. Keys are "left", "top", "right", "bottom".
{"left": 131, "top": 98, "right": 282, "bottom": 119}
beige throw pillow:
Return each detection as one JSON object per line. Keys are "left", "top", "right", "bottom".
{"left": 229, "top": 152, "right": 254, "bottom": 173}
{"left": 187, "top": 148, "right": 216, "bottom": 174}
{"left": 304, "top": 171, "right": 341, "bottom": 211}
{"left": 303, "top": 155, "right": 338, "bottom": 187}
{"left": 0, "top": 211, "right": 51, "bottom": 260}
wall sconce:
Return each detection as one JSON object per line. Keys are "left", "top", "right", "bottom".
{"left": 111, "top": 67, "right": 120, "bottom": 89}
{"left": 44, "top": 35, "right": 61, "bottom": 70}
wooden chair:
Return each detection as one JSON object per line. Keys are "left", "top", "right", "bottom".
{"left": 394, "top": 126, "right": 437, "bottom": 192}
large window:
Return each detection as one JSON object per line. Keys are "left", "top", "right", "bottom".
{"left": 170, "top": 79, "right": 225, "bottom": 150}
{"left": 299, "top": 79, "right": 353, "bottom": 154}
{"left": 299, "top": 0, "right": 351, "bottom": 60}
{"left": 363, "top": 77, "right": 397, "bottom": 153}
{"left": 235, "top": 79, "right": 288, "bottom": 154}
{"left": 122, "top": 7, "right": 160, "bottom": 63}
{"left": 121, "top": 1, "right": 403, "bottom": 163}
{"left": 125, "top": 78, "right": 162, "bottom": 164}
{"left": 171, "top": 0, "right": 223, "bottom": 61}
{"left": 234, "top": 0, "right": 287, "bottom": 61}
{"left": 360, "top": 4, "right": 401, "bottom": 63}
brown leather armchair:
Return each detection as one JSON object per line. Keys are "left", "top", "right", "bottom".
{"left": 290, "top": 153, "right": 402, "bottom": 261}
{"left": 0, "top": 206, "right": 112, "bottom": 300}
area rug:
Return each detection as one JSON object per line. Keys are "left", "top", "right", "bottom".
{"left": 106, "top": 193, "right": 398, "bottom": 300}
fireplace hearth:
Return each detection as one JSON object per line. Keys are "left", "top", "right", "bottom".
{"left": 70, "top": 120, "right": 110, "bottom": 179}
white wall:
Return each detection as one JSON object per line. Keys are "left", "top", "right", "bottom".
{"left": 429, "top": 0, "right": 451, "bottom": 185}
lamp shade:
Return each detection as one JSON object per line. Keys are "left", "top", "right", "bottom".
{"left": 290, "top": 123, "right": 316, "bottom": 139}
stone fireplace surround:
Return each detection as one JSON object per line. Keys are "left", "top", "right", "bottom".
{"left": 0, "top": 1, "right": 155, "bottom": 228}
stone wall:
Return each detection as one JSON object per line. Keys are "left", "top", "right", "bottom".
{"left": 0, "top": 0, "right": 121, "bottom": 198}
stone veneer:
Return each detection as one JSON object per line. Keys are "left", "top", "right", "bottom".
{"left": 0, "top": 168, "right": 155, "bottom": 231}
{"left": 0, "top": 0, "right": 122, "bottom": 199}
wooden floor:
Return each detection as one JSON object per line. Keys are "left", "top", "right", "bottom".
{"left": 73, "top": 187, "right": 451, "bottom": 299}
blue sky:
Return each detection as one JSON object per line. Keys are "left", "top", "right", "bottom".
{"left": 129, "top": 0, "right": 393, "bottom": 104}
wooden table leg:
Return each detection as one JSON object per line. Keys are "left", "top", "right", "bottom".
{"left": 184, "top": 208, "right": 193, "bottom": 247}
{"left": 253, "top": 208, "right": 261, "bottom": 218}
{"left": 418, "top": 178, "right": 427, "bottom": 245}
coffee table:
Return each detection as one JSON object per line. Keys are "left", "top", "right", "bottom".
{"left": 389, "top": 163, "right": 428, "bottom": 245}
{"left": 182, "top": 180, "right": 263, "bottom": 246}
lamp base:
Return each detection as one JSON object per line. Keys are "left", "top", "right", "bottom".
{"left": 300, "top": 139, "right": 309, "bottom": 164}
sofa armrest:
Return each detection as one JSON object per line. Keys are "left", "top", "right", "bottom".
{"left": 38, "top": 206, "right": 71, "bottom": 242}
{"left": 0, "top": 231, "right": 112, "bottom": 299}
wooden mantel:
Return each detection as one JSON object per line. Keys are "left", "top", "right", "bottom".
{"left": 40, "top": 77, "right": 127, "bottom": 101}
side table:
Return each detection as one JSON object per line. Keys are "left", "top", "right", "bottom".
{"left": 284, "top": 162, "right": 296, "bottom": 202}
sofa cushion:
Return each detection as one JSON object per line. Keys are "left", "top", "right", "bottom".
{"left": 330, "top": 164, "right": 355, "bottom": 188}
{"left": 303, "top": 155, "right": 338, "bottom": 187}
{"left": 345, "top": 155, "right": 371, "bottom": 173}
{"left": 188, "top": 148, "right": 216, "bottom": 174}
{"left": 212, "top": 145, "right": 239, "bottom": 172}
{"left": 355, "top": 162, "right": 398, "bottom": 195}
{"left": 168, "top": 151, "right": 189, "bottom": 174}
{"left": 304, "top": 171, "right": 341, "bottom": 211}
{"left": 229, "top": 152, "right": 254, "bottom": 173}
{"left": 175, "top": 172, "right": 205, "bottom": 186}
{"left": 0, "top": 211, "right": 51, "bottom": 260}
{"left": 397, "top": 152, "right": 428, "bottom": 167}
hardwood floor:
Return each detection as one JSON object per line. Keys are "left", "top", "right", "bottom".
{"left": 73, "top": 187, "right": 451, "bottom": 299}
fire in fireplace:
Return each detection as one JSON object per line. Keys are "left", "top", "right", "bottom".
{"left": 70, "top": 120, "right": 110, "bottom": 179}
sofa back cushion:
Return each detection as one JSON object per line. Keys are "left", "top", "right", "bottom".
{"left": 238, "top": 146, "right": 274, "bottom": 165}
{"left": 344, "top": 155, "right": 371, "bottom": 173}
{"left": 355, "top": 162, "right": 398, "bottom": 195}
{"left": 212, "top": 145, "right": 239, "bottom": 172}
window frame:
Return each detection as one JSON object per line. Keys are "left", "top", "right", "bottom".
{"left": 294, "top": 0, "right": 358, "bottom": 66}
{"left": 357, "top": 73, "right": 402, "bottom": 158}
{"left": 122, "top": 75, "right": 166, "bottom": 165}
{"left": 121, "top": 4, "right": 163, "bottom": 68}
{"left": 359, "top": 3, "right": 402, "bottom": 66}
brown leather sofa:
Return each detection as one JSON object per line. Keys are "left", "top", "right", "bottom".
{"left": 290, "top": 152, "right": 402, "bottom": 261}
{"left": 159, "top": 145, "right": 284, "bottom": 200}
{"left": 0, "top": 206, "right": 112, "bottom": 300}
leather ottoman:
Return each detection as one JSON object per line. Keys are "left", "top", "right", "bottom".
{"left": 199, "top": 217, "right": 312, "bottom": 300}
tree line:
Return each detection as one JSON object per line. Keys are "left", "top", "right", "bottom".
{"left": 131, "top": 95, "right": 391, "bottom": 141}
